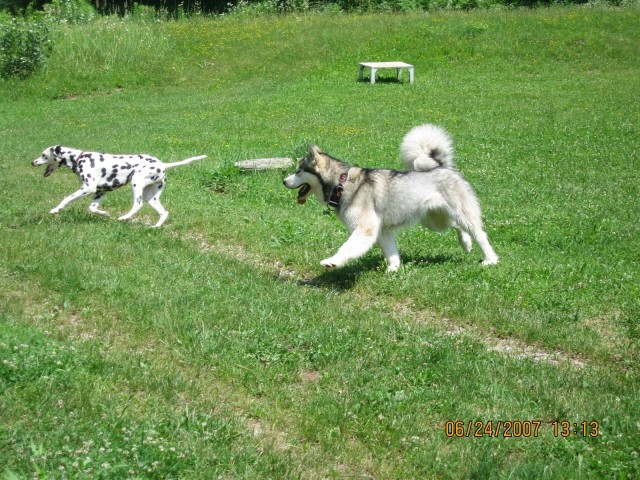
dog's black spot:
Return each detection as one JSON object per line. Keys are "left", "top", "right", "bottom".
{"left": 126, "top": 171, "right": 135, "bottom": 183}
{"left": 300, "top": 163, "right": 317, "bottom": 176}
{"left": 101, "top": 168, "right": 107, "bottom": 177}
{"left": 90, "top": 158, "right": 95, "bottom": 168}
{"left": 156, "top": 168, "right": 161, "bottom": 173}
{"left": 99, "top": 155, "right": 105, "bottom": 162}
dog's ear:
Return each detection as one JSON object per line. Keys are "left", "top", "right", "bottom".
{"left": 306, "top": 145, "right": 322, "bottom": 165}
{"left": 53, "top": 145, "right": 62, "bottom": 156}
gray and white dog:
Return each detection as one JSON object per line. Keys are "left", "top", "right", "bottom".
{"left": 283, "top": 124, "right": 499, "bottom": 272}
{"left": 33, "top": 146, "right": 206, "bottom": 227}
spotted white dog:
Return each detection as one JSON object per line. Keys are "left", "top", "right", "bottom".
{"left": 33, "top": 146, "right": 207, "bottom": 227}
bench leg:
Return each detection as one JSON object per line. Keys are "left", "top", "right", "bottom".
{"left": 409, "top": 67, "right": 414, "bottom": 84}
{"left": 358, "top": 65, "right": 364, "bottom": 82}
{"left": 370, "top": 67, "right": 377, "bottom": 84}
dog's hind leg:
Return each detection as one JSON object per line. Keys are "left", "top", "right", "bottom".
{"left": 50, "top": 188, "right": 95, "bottom": 215}
{"left": 455, "top": 214, "right": 498, "bottom": 265}
{"left": 443, "top": 194, "right": 498, "bottom": 266}
{"left": 117, "top": 184, "right": 145, "bottom": 223}
{"left": 378, "top": 231, "right": 401, "bottom": 272}
{"left": 471, "top": 228, "right": 499, "bottom": 265}
{"left": 88, "top": 192, "right": 109, "bottom": 216}
{"left": 143, "top": 183, "right": 168, "bottom": 228}
{"left": 456, "top": 228, "right": 473, "bottom": 253}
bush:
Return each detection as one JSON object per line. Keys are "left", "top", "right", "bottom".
{"left": 0, "top": 17, "right": 52, "bottom": 79}
{"left": 43, "top": 0, "right": 96, "bottom": 24}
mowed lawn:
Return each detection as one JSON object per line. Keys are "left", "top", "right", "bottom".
{"left": 1, "top": 6, "right": 639, "bottom": 479}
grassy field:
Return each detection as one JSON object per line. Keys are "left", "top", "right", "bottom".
{"left": 1, "top": 5, "right": 639, "bottom": 479}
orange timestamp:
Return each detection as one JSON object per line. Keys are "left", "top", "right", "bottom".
{"left": 444, "top": 420, "right": 600, "bottom": 438}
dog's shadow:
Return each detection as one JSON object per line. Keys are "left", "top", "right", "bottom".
{"left": 403, "top": 253, "right": 461, "bottom": 267}
{"left": 299, "top": 253, "right": 458, "bottom": 291}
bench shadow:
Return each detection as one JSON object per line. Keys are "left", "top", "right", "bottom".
{"left": 358, "top": 77, "right": 405, "bottom": 85}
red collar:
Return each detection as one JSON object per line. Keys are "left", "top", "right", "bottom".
{"left": 328, "top": 172, "right": 348, "bottom": 208}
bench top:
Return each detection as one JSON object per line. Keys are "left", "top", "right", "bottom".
{"left": 359, "top": 62, "right": 413, "bottom": 68}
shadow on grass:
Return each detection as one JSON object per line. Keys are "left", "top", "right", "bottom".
{"left": 403, "top": 253, "right": 462, "bottom": 267}
{"left": 4, "top": 210, "right": 113, "bottom": 230}
{"left": 299, "top": 253, "right": 459, "bottom": 291}
{"left": 357, "top": 77, "right": 406, "bottom": 85}
{"left": 298, "top": 257, "right": 381, "bottom": 291}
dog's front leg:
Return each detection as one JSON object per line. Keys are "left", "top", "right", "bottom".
{"left": 49, "top": 188, "right": 94, "bottom": 214}
{"left": 88, "top": 192, "right": 109, "bottom": 216}
{"left": 321, "top": 227, "right": 379, "bottom": 270}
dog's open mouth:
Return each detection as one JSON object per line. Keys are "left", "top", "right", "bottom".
{"left": 297, "top": 184, "right": 311, "bottom": 204}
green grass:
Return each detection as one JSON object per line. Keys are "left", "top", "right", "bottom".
{"left": 1, "top": 5, "right": 639, "bottom": 479}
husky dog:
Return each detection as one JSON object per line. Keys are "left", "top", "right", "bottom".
{"left": 283, "top": 124, "right": 499, "bottom": 272}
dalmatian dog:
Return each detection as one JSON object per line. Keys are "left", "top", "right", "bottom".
{"left": 32, "top": 146, "right": 207, "bottom": 227}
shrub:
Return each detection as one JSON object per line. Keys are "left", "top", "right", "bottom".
{"left": 43, "top": 0, "right": 97, "bottom": 24}
{"left": 0, "top": 17, "right": 53, "bottom": 79}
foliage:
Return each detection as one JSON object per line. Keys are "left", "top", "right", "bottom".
{"left": 43, "top": 0, "right": 96, "bottom": 24}
{"left": 0, "top": 16, "right": 52, "bottom": 78}
{"left": 1, "top": 0, "right": 637, "bottom": 16}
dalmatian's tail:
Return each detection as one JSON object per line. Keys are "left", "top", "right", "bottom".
{"left": 163, "top": 155, "right": 207, "bottom": 169}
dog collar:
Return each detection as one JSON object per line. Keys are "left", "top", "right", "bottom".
{"left": 328, "top": 172, "right": 348, "bottom": 209}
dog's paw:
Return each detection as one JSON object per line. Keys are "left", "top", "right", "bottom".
{"left": 320, "top": 257, "right": 341, "bottom": 269}
{"left": 49, "top": 208, "right": 60, "bottom": 215}
{"left": 386, "top": 263, "right": 401, "bottom": 273}
{"left": 90, "top": 209, "right": 109, "bottom": 216}
{"left": 481, "top": 256, "right": 499, "bottom": 266}
{"left": 117, "top": 215, "right": 130, "bottom": 222}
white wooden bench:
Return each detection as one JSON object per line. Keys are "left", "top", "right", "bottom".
{"left": 358, "top": 61, "right": 414, "bottom": 84}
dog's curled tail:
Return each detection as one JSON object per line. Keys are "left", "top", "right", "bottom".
{"left": 163, "top": 155, "right": 208, "bottom": 169}
{"left": 400, "top": 124, "right": 454, "bottom": 171}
